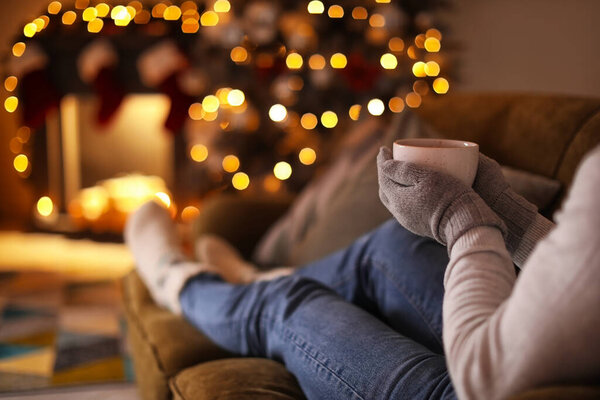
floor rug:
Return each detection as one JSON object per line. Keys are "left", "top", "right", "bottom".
{"left": 0, "top": 271, "right": 134, "bottom": 393}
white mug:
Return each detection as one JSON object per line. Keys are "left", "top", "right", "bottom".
{"left": 392, "top": 138, "right": 479, "bottom": 186}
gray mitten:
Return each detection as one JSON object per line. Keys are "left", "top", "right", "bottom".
{"left": 472, "top": 154, "right": 538, "bottom": 254}
{"left": 377, "top": 147, "right": 506, "bottom": 250}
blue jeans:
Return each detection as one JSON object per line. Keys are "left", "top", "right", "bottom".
{"left": 180, "top": 220, "right": 456, "bottom": 400}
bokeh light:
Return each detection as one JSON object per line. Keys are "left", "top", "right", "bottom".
{"left": 286, "top": 53, "right": 303, "bottom": 69}
{"left": 222, "top": 155, "right": 240, "bottom": 172}
{"left": 202, "top": 95, "right": 220, "bottom": 112}
{"left": 349, "top": 104, "right": 361, "bottom": 121}
{"left": 389, "top": 97, "right": 405, "bottom": 113}
{"left": 190, "top": 144, "right": 208, "bottom": 162}
{"left": 330, "top": 53, "right": 347, "bottom": 69}
{"left": 433, "top": 77, "right": 450, "bottom": 94}
{"left": 13, "top": 154, "right": 28, "bottom": 172}
{"left": 299, "top": 148, "right": 317, "bottom": 165}
{"left": 301, "top": 113, "right": 318, "bottom": 129}
{"left": 269, "top": 104, "right": 288, "bottom": 122}
{"left": 321, "top": 111, "right": 338, "bottom": 128}
{"left": 307, "top": 0, "right": 324, "bottom": 14}
{"left": 367, "top": 98, "right": 385, "bottom": 116}
{"left": 232, "top": 172, "right": 250, "bottom": 190}
{"left": 380, "top": 53, "right": 398, "bottom": 69}
{"left": 37, "top": 196, "right": 54, "bottom": 217}
{"left": 273, "top": 162, "right": 292, "bottom": 180}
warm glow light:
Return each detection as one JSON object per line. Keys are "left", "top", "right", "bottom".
{"left": 308, "top": 54, "right": 326, "bottom": 70}
{"left": 286, "top": 53, "right": 303, "bottom": 69}
{"left": 412, "top": 61, "right": 427, "bottom": 77}
{"left": 200, "top": 11, "right": 219, "bottom": 26}
{"left": 288, "top": 76, "right": 304, "bottom": 91}
{"left": 203, "top": 111, "right": 218, "bottom": 121}
{"left": 424, "top": 37, "right": 441, "bottom": 52}
{"left": 269, "top": 104, "right": 287, "bottom": 122}
{"left": 273, "top": 162, "right": 292, "bottom": 180}
{"left": 425, "top": 61, "right": 440, "bottom": 76}
{"left": 369, "top": 14, "right": 385, "bottom": 28}
{"left": 13, "top": 154, "right": 28, "bottom": 172}
{"left": 389, "top": 97, "right": 405, "bottom": 113}
{"left": 300, "top": 113, "right": 318, "bottom": 130}
{"left": 111, "top": 6, "right": 126, "bottom": 19}
{"left": 307, "top": 0, "right": 324, "bottom": 14}
{"left": 96, "top": 3, "right": 110, "bottom": 17}
{"left": 12, "top": 42, "right": 26, "bottom": 57}
{"left": 227, "top": 89, "right": 245, "bottom": 106}
{"left": 330, "top": 53, "right": 347, "bottom": 69}
{"left": 88, "top": 18, "right": 104, "bottom": 33}
{"left": 328, "top": 5, "right": 344, "bottom": 18}
{"left": 299, "top": 148, "right": 316, "bottom": 165}
{"left": 39, "top": 16, "right": 50, "bottom": 29}
{"left": 376, "top": 0, "right": 391, "bottom": 3}
{"left": 181, "top": 206, "right": 200, "bottom": 222}
{"left": 37, "top": 196, "right": 54, "bottom": 217}
{"left": 75, "top": 0, "right": 89, "bottom": 9}
{"left": 190, "top": 144, "right": 208, "bottom": 162}
{"left": 33, "top": 18, "right": 46, "bottom": 32}
{"left": 62, "top": 11, "right": 77, "bottom": 25}
{"left": 405, "top": 92, "right": 422, "bottom": 108}
{"left": 83, "top": 7, "right": 98, "bottom": 21}
{"left": 128, "top": 1, "right": 143, "bottom": 12}
{"left": 5, "top": 97, "right": 18, "bottom": 113}
{"left": 413, "top": 80, "right": 429, "bottom": 96}
{"left": 367, "top": 98, "right": 385, "bottom": 116}
{"left": 263, "top": 175, "right": 281, "bottom": 192}
{"left": 17, "top": 127, "right": 31, "bottom": 142}
{"left": 182, "top": 18, "right": 199, "bottom": 33}
{"left": 48, "top": 1, "right": 62, "bottom": 15}
{"left": 426, "top": 28, "right": 443, "bottom": 40}
{"left": 232, "top": 172, "right": 250, "bottom": 190}
{"left": 415, "top": 34, "right": 426, "bottom": 49}
{"left": 202, "top": 95, "right": 220, "bottom": 113}
{"left": 152, "top": 3, "right": 167, "bottom": 18}
{"left": 188, "top": 103, "right": 203, "bottom": 120}
{"left": 134, "top": 10, "right": 151, "bottom": 24}
{"left": 4, "top": 76, "right": 17, "bottom": 92}
{"left": 433, "top": 77, "right": 450, "bottom": 94}
{"left": 24, "top": 23, "right": 37, "bottom": 38}
{"left": 9, "top": 138, "right": 23, "bottom": 154}
{"left": 349, "top": 104, "right": 361, "bottom": 121}
{"left": 230, "top": 46, "right": 248, "bottom": 63}
{"left": 214, "top": 0, "right": 231, "bottom": 13}
{"left": 222, "top": 155, "right": 240, "bottom": 173}
{"left": 216, "top": 87, "right": 231, "bottom": 105}
{"left": 389, "top": 37, "right": 404, "bottom": 52}
{"left": 407, "top": 45, "right": 417, "bottom": 60}
{"left": 164, "top": 5, "right": 182, "bottom": 20}
{"left": 352, "top": 6, "right": 368, "bottom": 20}
{"left": 321, "top": 111, "right": 338, "bottom": 128}
{"left": 380, "top": 53, "right": 397, "bottom": 69}
{"left": 155, "top": 192, "right": 171, "bottom": 208}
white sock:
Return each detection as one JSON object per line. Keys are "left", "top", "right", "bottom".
{"left": 195, "top": 235, "right": 295, "bottom": 283}
{"left": 125, "top": 201, "right": 218, "bottom": 314}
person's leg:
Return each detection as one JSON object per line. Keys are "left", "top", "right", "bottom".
{"left": 294, "top": 219, "right": 448, "bottom": 353}
{"left": 180, "top": 273, "right": 455, "bottom": 400}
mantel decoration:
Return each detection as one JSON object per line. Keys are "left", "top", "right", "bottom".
{"left": 3, "top": 0, "right": 451, "bottom": 232}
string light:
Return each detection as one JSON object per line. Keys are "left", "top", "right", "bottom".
{"left": 286, "top": 53, "right": 303, "bottom": 69}
{"left": 9, "top": 138, "right": 23, "bottom": 154}
{"left": 263, "top": 175, "right": 281, "bottom": 192}
{"left": 367, "top": 99, "right": 385, "bottom": 116}
{"left": 369, "top": 14, "right": 385, "bottom": 28}
{"left": 188, "top": 103, "right": 204, "bottom": 120}
{"left": 426, "top": 28, "right": 443, "bottom": 40}
{"left": 405, "top": 92, "right": 422, "bottom": 108}
{"left": 5, "top": 97, "right": 18, "bottom": 113}
{"left": 269, "top": 104, "right": 287, "bottom": 122}
{"left": 152, "top": 3, "right": 167, "bottom": 18}
{"left": 13, "top": 154, "right": 28, "bottom": 172}
{"left": 200, "top": 11, "right": 219, "bottom": 26}
{"left": 135, "top": 10, "right": 151, "bottom": 24}
{"left": 414, "top": 34, "right": 426, "bottom": 48}
{"left": 424, "top": 37, "right": 441, "bottom": 52}
{"left": 182, "top": 18, "right": 199, "bottom": 33}
{"left": 380, "top": 53, "right": 398, "bottom": 69}
{"left": 308, "top": 54, "right": 326, "bottom": 70}
{"left": 88, "top": 18, "right": 104, "bottom": 33}
{"left": 230, "top": 46, "right": 248, "bottom": 63}
{"left": 190, "top": 144, "right": 208, "bottom": 162}
{"left": 24, "top": 23, "right": 37, "bottom": 38}
{"left": 214, "top": 0, "right": 231, "bottom": 13}
{"left": 164, "top": 6, "right": 182, "bottom": 20}
{"left": 321, "top": 111, "right": 338, "bottom": 128}
{"left": 352, "top": 7, "right": 368, "bottom": 20}
{"left": 33, "top": 18, "right": 46, "bottom": 32}
{"left": 181, "top": 206, "right": 200, "bottom": 223}
{"left": 300, "top": 113, "right": 318, "bottom": 129}
{"left": 425, "top": 61, "right": 440, "bottom": 76}
{"left": 328, "top": 5, "right": 344, "bottom": 18}
{"left": 232, "top": 172, "right": 250, "bottom": 190}
{"left": 273, "top": 162, "right": 292, "bottom": 180}
{"left": 202, "top": 95, "right": 220, "bottom": 113}
{"left": 155, "top": 192, "right": 171, "bottom": 208}
{"left": 330, "top": 53, "right": 347, "bottom": 69}
{"left": 37, "top": 196, "right": 54, "bottom": 217}
{"left": 83, "top": 7, "right": 98, "bottom": 21}
{"left": 299, "top": 148, "right": 316, "bottom": 165}
{"left": 349, "top": 104, "right": 361, "bottom": 121}
{"left": 412, "top": 61, "right": 427, "bottom": 77}
{"left": 375, "top": 0, "right": 391, "bottom": 3}
{"left": 307, "top": 1, "right": 324, "bottom": 14}
{"left": 433, "top": 77, "right": 450, "bottom": 94}
{"left": 75, "top": 0, "right": 90, "bottom": 10}
{"left": 180, "top": 1, "right": 197, "bottom": 12}
{"left": 4, "top": 76, "right": 17, "bottom": 92}
{"left": 216, "top": 87, "right": 232, "bottom": 105}
{"left": 389, "top": 97, "right": 405, "bottom": 113}
{"left": 227, "top": 90, "right": 245, "bottom": 106}
{"left": 39, "top": 16, "right": 50, "bottom": 29}
{"left": 222, "top": 155, "right": 240, "bottom": 173}
{"left": 48, "top": 1, "right": 62, "bottom": 15}
{"left": 62, "top": 11, "right": 77, "bottom": 25}
{"left": 96, "top": 3, "right": 110, "bottom": 17}
{"left": 12, "top": 42, "right": 26, "bottom": 57}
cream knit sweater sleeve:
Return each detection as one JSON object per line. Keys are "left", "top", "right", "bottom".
{"left": 443, "top": 147, "right": 600, "bottom": 400}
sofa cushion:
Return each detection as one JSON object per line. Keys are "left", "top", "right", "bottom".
{"left": 170, "top": 358, "right": 306, "bottom": 400}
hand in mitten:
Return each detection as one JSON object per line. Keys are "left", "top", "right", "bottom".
{"left": 377, "top": 147, "right": 506, "bottom": 251}
{"left": 472, "top": 154, "right": 539, "bottom": 253}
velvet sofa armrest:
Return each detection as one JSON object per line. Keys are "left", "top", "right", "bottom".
{"left": 192, "top": 194, "right": 294, "bottom": 259}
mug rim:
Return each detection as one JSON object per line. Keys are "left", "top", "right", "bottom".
{"left": 394, "top": 138, "right": 478, "bottom": 149}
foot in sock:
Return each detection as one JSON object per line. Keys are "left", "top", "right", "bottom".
{"left": 195, "top": 235, "right": 295, "bottom": 284}
{"left": 125, "top": 201, "right": 218, "bottom": 314}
